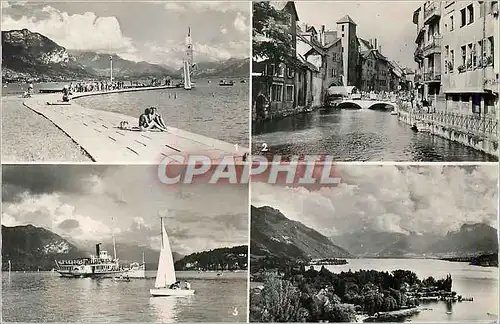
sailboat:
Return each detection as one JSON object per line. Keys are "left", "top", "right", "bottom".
{"left": 150, "top": 217, "right": 195, "bottom": 297}
{"left": 182, "top": 27, "right": 196, "bottom": 90}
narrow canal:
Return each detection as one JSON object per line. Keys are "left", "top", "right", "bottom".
{"left": 252, "top": 109, "right": 498, "bottom": 162}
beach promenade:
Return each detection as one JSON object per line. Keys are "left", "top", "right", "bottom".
{"left": 13, "top": 87, "right": 247, "bottom": 163}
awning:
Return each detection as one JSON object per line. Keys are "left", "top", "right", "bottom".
{"left": 327, "top": 86, "right": 357, "bottom": 95}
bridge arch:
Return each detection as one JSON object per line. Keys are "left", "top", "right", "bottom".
{"left": 367, "top": 102, "right": 396, "bottom": 110}
{"left": 336, "top": 101, "right": 362, "bottom": 109}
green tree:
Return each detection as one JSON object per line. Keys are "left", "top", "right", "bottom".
{"left": 252, "top": 1, "right": 301, "bottom": 68}
{"left": 250, "top": 272, "right": 308, "bottom": 322}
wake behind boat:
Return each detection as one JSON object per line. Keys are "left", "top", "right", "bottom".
{"left": 150, "top": 216, "right": 195, "bottom": 297}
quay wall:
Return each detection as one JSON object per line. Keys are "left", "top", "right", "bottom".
{"left": 398, "top": 110, "right": 499, "bottom": 158}
{"left": 71, "top": 85, "right": 178, "bottom": 100}
{"left": 252, "top": 103, "right": 321, "bottom": 123}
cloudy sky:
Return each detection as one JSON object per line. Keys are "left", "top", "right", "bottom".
{"left": 295, "top": 1, "right": 420, "bottom": 68}
{"left": 1, "top": 0, "right": 250, "bottom": 67}
{"left": 252, "top": 165, "right": 498, "bottom": 237}
{"left": 2, "top": 165, "right": 249, "bottom": 255}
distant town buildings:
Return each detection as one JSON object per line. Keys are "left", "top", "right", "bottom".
{"left": 253, "top": 1, "right": 414, "bottom": 121}
{"left": 413, "top": 0, "right": 499, "bottom": 117}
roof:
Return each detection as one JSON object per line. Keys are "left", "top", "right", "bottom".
{"left": 306, "top": 25, "right": 317, "bottom": 34}
{"left": 272, "top": 1, "right": 299, "bottom": 21}
{"left": 336, "top": 15, "right": 357, "bottom": 25}
{"left": 297, "top": 53, "right": 319, "bottom": 72}
{"left": 357, "top": 37, "right": 372, "bottom": 50}
{"left": 298, "top": 33, "right": 328, "bottom": 56}
{"left": 324, "top": 38, "right": 341, "bottom": 49}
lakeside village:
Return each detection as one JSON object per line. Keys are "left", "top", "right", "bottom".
{"left": 250, "top": 257, "right": 474, "bottom": 323}
{"left": 252, "top": 1, "right": 499, "bottom": 157}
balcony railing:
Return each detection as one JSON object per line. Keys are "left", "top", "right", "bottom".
{"left": 411, "top": 111, "right": 498, "bottom": 139}
{"left": 424, "top": 1, "right": 440, "bottom": 24}
{"left": 422, "top": 38, "right": 441, "bottom": 56}
{"left": 423, "top": 71, "right": 441, "bottom": 81}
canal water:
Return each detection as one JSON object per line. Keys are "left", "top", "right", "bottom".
{"left": 252, "top": 109, "right": 498, "bottom": 162}
{"left": 318, "top": 258, "right": 499, "bottom": 322}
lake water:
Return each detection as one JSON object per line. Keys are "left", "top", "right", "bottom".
{"left": 74, "top": 79, "right": 249, "bottom": 146}
{"left": 2, "top": 270, "right": 248, "bottom": 322}
{"left": 315, "top": 258, "right": 499, "bottom": 322}
{"left": 2, "top": 79, "right": 249, "bottom": 147}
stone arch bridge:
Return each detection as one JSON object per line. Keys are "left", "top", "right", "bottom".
{"left": 336, "top": 99, "right": 397, "bottom": 110}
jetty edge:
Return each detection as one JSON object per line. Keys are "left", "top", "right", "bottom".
{"left": 21, "top": 89, "right": 249, "bottom": 163}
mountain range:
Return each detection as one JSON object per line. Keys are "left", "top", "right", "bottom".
{"left": 1, "top": 224, "right": 240, "bottom": 271}
{"left": 332, "top": 223, "right": 499, "bottom": 258}
{"left": 2, "top": 29, "right": 249, "bottom": 82}
{"left": 251, "top": 205, "right": 351, "bottom": 261}
{"left": 251, "top": 205, "right": 498, "bottom": 262}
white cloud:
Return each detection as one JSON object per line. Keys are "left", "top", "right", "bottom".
{"left": 2, "top": 192, "right": 114, "bottom": 242}
{"left": 233, "top": 12, "right": 248, "bottom": 33}
{"left": 164, "top": 2, "right": 185, "bottom": 11}
{"left": 220, "top": 26, "right": 228, "bottom": 35}
{"left": 252, "top": 166, "right": 498, "bottom": 237}
{"left": 1, "top": 5, "right": 140, "bottom": 61}
{"left": 189, "top": 1, "right": 249, "bottom": 13}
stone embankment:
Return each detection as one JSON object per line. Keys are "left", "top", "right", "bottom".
{"left": 398, "top": 102, "right": 498, "bottom": 158}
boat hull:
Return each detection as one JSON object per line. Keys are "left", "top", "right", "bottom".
{"left": 57, "top": 270, "right": 124, "bottom": 278}
{"left": 150, "top": 288, "right": 195, "bottom": 296}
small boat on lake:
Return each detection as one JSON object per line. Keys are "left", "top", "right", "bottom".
{"left": 113, "top": 275, "right": 130, "bottom": 282}
{"left": 219, "top": 80, "right": 234, "bottom": 86}
{"left": 150, "top": 216, "right": 195, "bottom": 297}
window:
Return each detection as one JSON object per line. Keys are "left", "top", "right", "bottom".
{"left": 461, "top": 45, "right": 466, "bottom": 65}
{"left": 278, "top": 64, "right": 285, "bottom": 77}
{"left": 460, "top": 8, "right": 466, "bottom": 26}
{"left": 480, "top": 1, "right": 485, "bottom": 17}
{"left": 450, "top": 49, "right": 455, "bottom": 71}
{"left": 342, "top": 25, "right": 345, "bottom": 31}
{"left": 445, "top": 45, "right": 450, "bottom": 73}
{"left": 488, "top": 36, "right": 495, "bottom": 67}
{"left": 450, "top": 14, "right": 454, "bottom": 30}
{"left": 467, "top": 43, "right": 473, "bottom": 68}
{"left": 342, "top": 33, "right": 345, "bottom": 37}
{"left": 271, "top": 84, "right": 283, "bottom": 102}
{"left": 285, "top": 85, "right": 294, "bottom": 102}
{"left": 472, "top": 43, "right": 477, "bottom": 67}
{"left": 467, "top": 4, "right": 474, "bottom": 24}
{"left": 267, "top": 64, "right": 275, "bottom": 76}
{"left": 330, "top": 68, "right": 334, "bottom": 77}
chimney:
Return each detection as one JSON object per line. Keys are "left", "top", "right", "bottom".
{"left": 370, "top": 39, "right": 373, "bottom": 48}
{"left": 379, "top": 45, "right": 382, "bottom": 53}
{"left": 96, "top": 243, "right": 101, "bottom": 257}
{"left": 374, "top": 38, "right": 378, "bottom": 50}
{"left": 321, "top": 25, "right": 326, "bottom": 46}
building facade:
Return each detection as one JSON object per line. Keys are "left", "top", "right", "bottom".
{"left": 414, "top": 0, "right": 498, "bottom": 117}
{"left": 252, "top": 1, "right": 300, "bottom": 120}
{"left": 440, "top": 0, "right": 498, "bottom": 118}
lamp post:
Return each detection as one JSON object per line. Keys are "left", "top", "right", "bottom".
{"left": 109, "top": 56, "right": 113, "bottom": 83}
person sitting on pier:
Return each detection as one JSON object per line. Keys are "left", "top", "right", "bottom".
{"left": 149, "top": 107, "right": 168, "bottom": 130}
{"left": 138, "top": 108, "right": 167, "bottom": 132}
{"left": 62, "top": 85, "right": 70, "bottom": 102}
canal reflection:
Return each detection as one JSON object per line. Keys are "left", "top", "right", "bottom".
{"left": 252, "top": 109, "right": 497, "bottom": 162}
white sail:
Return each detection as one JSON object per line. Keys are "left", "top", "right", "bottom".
{"left": 183, "top": 61, "right": 192, "bottom": 90}
{"left": 154, "top": 217, "right": 177, "bottom": 288}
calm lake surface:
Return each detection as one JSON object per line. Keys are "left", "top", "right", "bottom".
{"left": 2, "top": 79, "right": 249, "bottom": 146}
{"left": 314, "top": 258, "right": 499, "bottom": 322}
{"left": 252, "top": 109, "right": 497, "bottom": 162}
{"left": 2, "top": 270, "right": 248, "bottom": 322}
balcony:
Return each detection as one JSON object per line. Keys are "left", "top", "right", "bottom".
{"left": 422, "top": 38, "right": 441, "bottom": 56}
{"left": 414, "top": 48, "right": 424, "bottom": 62}
{"left": 423, "top": 1, "right": 440, "bottom": 25}
{"left": 414, "top": 73, "right": 423, "bottom": 83}
{"left": 415, "top": 25, "right": 425, "bottom": 43}
{"left": 424, "top": 69, "right": 441, "bottom": 82}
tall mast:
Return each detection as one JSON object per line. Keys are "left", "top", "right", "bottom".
{"left": 142, "top": 251, "right": 145, "bottom": 264}
{"left": 113, "top": 234, "right": 117, "bottom": 260}
{"left": 160, "top": 216, "right": 164, "bottom": 248}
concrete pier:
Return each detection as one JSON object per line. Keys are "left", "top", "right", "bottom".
{"left": 23, "top": 90, "right": 248, "bottom": 163}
